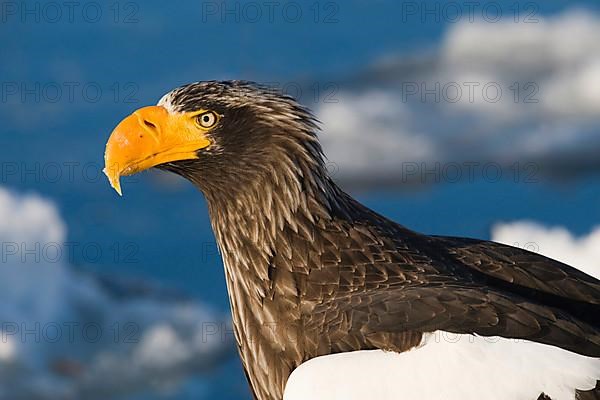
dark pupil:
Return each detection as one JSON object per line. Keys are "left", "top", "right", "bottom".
{"left": 203, "top": 115, "right": 210, "bottom": 123}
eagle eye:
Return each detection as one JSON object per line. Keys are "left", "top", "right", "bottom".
{"left": 196, "top": 111, "right": 218, "bottom": 129}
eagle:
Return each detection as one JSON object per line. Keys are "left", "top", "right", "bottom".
{"left": 103, "top": 81, "right": 600, "bottom": 400}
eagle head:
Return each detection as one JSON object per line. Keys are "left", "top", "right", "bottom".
{"left": 104, "top": 80, "right": 323, "bottom": 196}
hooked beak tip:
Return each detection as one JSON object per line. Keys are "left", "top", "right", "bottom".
{"left": 103, "top": 167, "right": 123, "bottom": 196}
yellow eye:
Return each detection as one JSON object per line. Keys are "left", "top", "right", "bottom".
{"left": 196, "top": 111, "right": 218, "bottom": 128}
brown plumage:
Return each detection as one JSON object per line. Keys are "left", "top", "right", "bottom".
{"left": 109, "top": 81, "right": 600, "bottom": 400}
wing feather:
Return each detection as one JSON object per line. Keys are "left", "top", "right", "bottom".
{"left": 301, "top": 205, "right": 600, "bottom": 358}
{"left": 437, "top": 236, "right": 600, "bottom": 304}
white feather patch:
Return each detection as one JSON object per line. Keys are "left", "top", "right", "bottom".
{"left": 284, "top": 332, "right": 599, "bottom": 400}
{"left": 157, "top": 91, "right": 177, "bottom": 114}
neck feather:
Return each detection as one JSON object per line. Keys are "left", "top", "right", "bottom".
{"left": 195, "top": 140, "right": 351, "bottom": 297}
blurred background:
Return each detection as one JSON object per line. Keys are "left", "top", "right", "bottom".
{"left": 1, "top": 0, "right": 600, "bottom": 398}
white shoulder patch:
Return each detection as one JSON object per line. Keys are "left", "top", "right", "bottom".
{"left": 284, "top": 332, "right": 599, "bottom": 400}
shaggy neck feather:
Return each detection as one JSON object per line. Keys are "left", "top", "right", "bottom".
{"left": 189, "top": 134, "right": 350, "bottom": 299}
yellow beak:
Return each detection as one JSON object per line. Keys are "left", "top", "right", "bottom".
{"left": 103, "top": 106, "right": 211, "bottom": 196}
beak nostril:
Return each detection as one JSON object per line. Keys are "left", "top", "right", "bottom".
{"left": 143, "top": 120, "right": 157, "bottom": 129}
